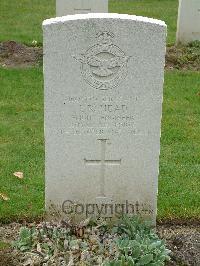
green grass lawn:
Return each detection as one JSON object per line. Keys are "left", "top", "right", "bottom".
{"left": 0, "top": 68, "right": 44, "bottom": 223}
{"left": 0, "top": 68, "right": 199, "bottom": 223}
{"left": 110, "top": 0, "right": 178, "bottom": 45}
{"left": 0, "top": 0, "right": 178, "bottom": 45}
{"left": 158, "top": 71, "right": 200, "bottom": 220}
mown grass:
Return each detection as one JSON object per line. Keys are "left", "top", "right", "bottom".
{"left": 0, "top": 0, "right": 178, "bottom": 45}
{"left": 158, "top": 71, "right": 200, "bottom": 220}
{"left": 110, "top": 0, "right": 178, "bottom": 45}
{"left": 0, "top": 0, "right": 55, "bottom": 46}
{"left": 0, "top": 68, "right": 44, "bottom": 223}
{"left": 0, "top": 68, "right": 199, "bottom": 223}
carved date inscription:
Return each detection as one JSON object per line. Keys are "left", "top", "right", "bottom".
{"left": 63, "top": 95, "right": 138, "bottom": 135}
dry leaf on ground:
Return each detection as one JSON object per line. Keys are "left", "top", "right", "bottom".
{"left": 0, "top": 193, "right": 10, "bottom": 201}
{"left": 13, "top": 172, "right": 23, "bottom": 179}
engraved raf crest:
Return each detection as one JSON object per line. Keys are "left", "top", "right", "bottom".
{"left": 73, "top": 31, "right": 130, "bottom": 90}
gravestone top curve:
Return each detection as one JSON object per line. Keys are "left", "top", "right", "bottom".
{"left": 43, "top": 13, "right": 166, "bottom": 27}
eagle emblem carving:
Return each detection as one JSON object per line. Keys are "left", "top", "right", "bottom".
{"left": 73, "top": 31, "right": 130, "bottom": 90}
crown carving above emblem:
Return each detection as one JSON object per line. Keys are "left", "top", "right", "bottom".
{"left": 96, "top": 31, "right": 115, "bottom": 45}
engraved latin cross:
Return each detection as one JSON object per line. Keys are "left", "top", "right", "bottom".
{"left": 84, "top": 139, "right": 121, "bottom": 197}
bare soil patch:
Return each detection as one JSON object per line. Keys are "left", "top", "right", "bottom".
{"left": 0, "top": 41, "right": 42, "bottom": 68}
{"left": 166, "top": 44, "right": 200, "bottom": 71}
{"left": 158, "top": 225, "right": 200, "bottom": 266}
{"left": 0, "top": 41, "right": 200, "bottom": 71}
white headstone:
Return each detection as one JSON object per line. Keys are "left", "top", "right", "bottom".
{"left": 56, "top": 0, "right": 108, "bottom": 16}
{"left": 176, "top": 0, "right": 200, "bottom": 44}
{"left": 43, "top": 13, "right": 166, "bottom": 222}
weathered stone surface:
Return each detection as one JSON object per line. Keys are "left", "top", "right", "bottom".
{"left": 43, "top": 13, "right": 166, "bottom": 222}
{"left": 176, "top": 0, "right": 200, "bottom": 44}
{"left": 56, "top": 0, "right": 108, "bottom": 16}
